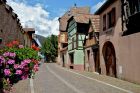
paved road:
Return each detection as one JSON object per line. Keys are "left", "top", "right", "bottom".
{"left": 31, "top": 63, "right": 133, "bottom": 93}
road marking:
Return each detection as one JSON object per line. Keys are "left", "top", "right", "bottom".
{"left": 56, "top": 65, "right": 133, "bottom": 93}
{"left": 30, "top": 78, "right": 35, "bottom": 93}
{"left": 47, "top": 66, "right": 85, "bottom": 93}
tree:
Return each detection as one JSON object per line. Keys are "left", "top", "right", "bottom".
{"left": 41, "top": 35, "right": 58, "bottom": 62}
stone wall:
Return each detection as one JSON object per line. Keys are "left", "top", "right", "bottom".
{"left": 0, "top": 1, "right": 24, "bottom": 47}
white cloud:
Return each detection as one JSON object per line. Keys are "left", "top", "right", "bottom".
{"left": 7, "top": 0, "right": 59, "bottom": 37}
{"left": 91, "top": 0, "right": 106, "bottom": 13}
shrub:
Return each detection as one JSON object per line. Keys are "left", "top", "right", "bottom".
{"left": 0, "top": 40, "right": 41, "bottom": 92}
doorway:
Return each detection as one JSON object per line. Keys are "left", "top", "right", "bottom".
{"left": 62, "top": 54, "right": 65, "bottom": 67}
{"left": 69, "top": 53, "right": 74, "bottom": 69}
{"left": 93, "top": 49, "right": 101, "bottom": 74}
{"left": 102, "top": 41, "right": 117, "bottom": 77}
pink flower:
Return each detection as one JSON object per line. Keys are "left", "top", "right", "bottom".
{"left": 14, "top": 64, "right": 19, "bottom": 69}
{"left": 7, "top": 59, "right": 15, "bottom": 64}
{"left": 3, "top": 52, "right": 16, "bottom": 57}
{"left": 16, "top": 70, "right": 22, "bottom": 75}
{"left": 9, "top": 52, "right": 16, "bottom": 57}
{"left": 23, "top": 59, "right": 31, "bottom": 64}
{"left": 18, "top": 64, "right": 24, "bottom": 69}
{"left": 21, "top": 75, "right": 28, "bottom": 80}
{"left": 3, "top": 52, "right": 10, "bottom": 57}
{"left": 34, "top": 64, "right": 39, "bottom": 72}
{"left": 0, "top": 56, "right": 5, "bottom": 64}
{"left": 19, "top": 61, "right": 27, "bottom": 69}
{"left": 4, "top": 69, "right": 11, "bottom": 76}
{"left": 19, "top": 45, "right": 24, "bottom": 48}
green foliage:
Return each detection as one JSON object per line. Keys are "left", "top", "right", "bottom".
{"left": 41, "top": 35, "right": 58, "bottom": 62}
{"left": 4, "top": 47, "right": 40, "bottom": 61}
{"left": 0, "top": 43, "right": 41, "bottom": 92}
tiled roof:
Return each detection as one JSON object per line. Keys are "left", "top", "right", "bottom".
{"left": 90, "top": 15, "right": 100, "bottom": 32}
{"left": 4, "top": 2, "right": 23, "bottom": 30}
{"left": 73, "top": 14, "right": 91, "bottom": 24}
{"left": 59, "top": 6, "right": 90, "bottom": 31}
{"left": 17, "top": 18, "right": 20, "bottom": 23}
{"left": 59, "top": 18, "right": 70, "bottom": 31}
{"left": 70, "top": 14, "right": 99, "bottom": 32}
{"left": 71, "top": 14, "right": 100, "bottom": 32}
{"left": 70, "top": 7, "right": 90, "bottom": 15}
{"left": 12, "top": 12, "right": 18, "bottom": 19}
{"left": 5, "top": 4, "right": 13, "bottom": 12}
{"left": 66, "top": 14, "right": 100, "bottom": 34}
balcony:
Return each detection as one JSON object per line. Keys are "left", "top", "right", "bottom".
{"left": 84, "top": 32, "right": 99, "bottom": 48}
{"left": 85, "top": 38, "right": 96, "bottom": 48}
{"left": 122, "top": 0, "right": 140, "bottom": 35}
{"left": 59, "top": 32, "right": 68, "bottom": 43}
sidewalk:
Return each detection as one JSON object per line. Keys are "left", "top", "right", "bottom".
{"left": 64, "top": 68, "right": 140, "bottom": 93}
{"left": 11, "top": 79, "right": 30, "bottom": 93}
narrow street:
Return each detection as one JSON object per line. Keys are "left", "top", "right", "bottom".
{"left": 1, "top": 0, "right": 140, "bottom": 93}
{"left": 12, "top": 63, "right": 140, "bottom": 93}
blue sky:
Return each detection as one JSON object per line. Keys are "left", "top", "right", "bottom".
{"left": 25, "top": 0, "right": 102, "bottom": 18}
{"left": 7, "top": 0, "right": 106, "bottom": 36}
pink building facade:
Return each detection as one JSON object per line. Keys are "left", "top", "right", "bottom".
{"left": 95, "top": 0, "right": 140, "bottom": 84}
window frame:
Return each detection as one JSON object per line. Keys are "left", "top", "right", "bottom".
{"left": 108, "top": 8, "right": 116, "bottom": 28}
{"left": 103, "top": 14, "right": 107, "bottom": 31}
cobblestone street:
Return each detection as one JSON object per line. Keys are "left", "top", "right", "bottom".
{"left": 11, "top": 63, "right": 140, "bottom": 93}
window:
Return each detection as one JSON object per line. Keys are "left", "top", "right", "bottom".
{"left": 103, "top": 14, "right": 106, "bottom": 31}
{"left": 108, "top": 8, "right": 116, "bottom": 28}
